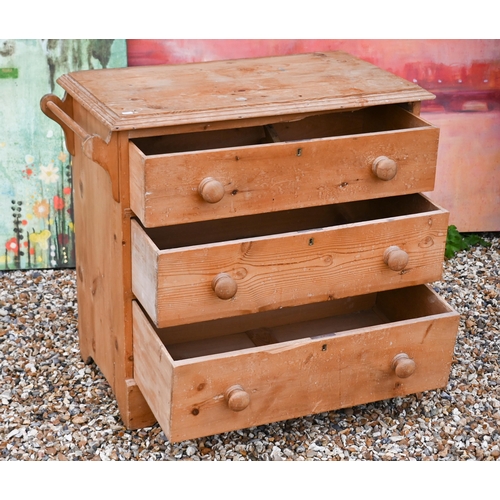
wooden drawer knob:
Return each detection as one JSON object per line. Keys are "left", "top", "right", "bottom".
{"left": 392, "top": 353, "right": 416, "bottom": 378}
{"left": 372, "top": 156, "right": 397, "bottom": 181}
{"left": 383, "top": 245, "right": 409, "bottom": 271}
{"left": 225, "top": 385, "right": 250, "bottom": 411}
{"left": 198, "top": 177, "right": 225, "bottom": 203}
{"left": 212, "top": 273, "right": 238, "bottom": 300}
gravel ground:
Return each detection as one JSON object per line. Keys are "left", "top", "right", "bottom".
{"left": 1, "top": 234, "right": 499, "bottom": 462}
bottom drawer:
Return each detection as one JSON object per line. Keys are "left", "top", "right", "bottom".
{"left": 133, "top": 285, "right": 459, "bottom": 442}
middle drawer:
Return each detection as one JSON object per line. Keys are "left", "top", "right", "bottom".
{"left": 132, "top": 193, "right": 448, "bottom": 328}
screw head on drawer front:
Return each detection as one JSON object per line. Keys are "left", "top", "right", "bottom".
{"left": 212, "top": 273, "right": 238, "bottom": 300}
{"left": 225, "top": 385, "right": 250, "bottom": 411}
{"left": 391, "top": 353, "right": 416, "bottom": 378}
{"left": 383, "top": 245, "right": 409, "bottom": 271}
{"left": 198, "top": 177, "right": 225, "bottom": 203}
{"left": 372, "top": 156, "right": 397, "bottom": 181}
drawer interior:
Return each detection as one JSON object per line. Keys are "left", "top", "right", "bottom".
{"left": 144, "top": 285, "right": 454, "bottom": 361}
{"left": 138, "top": 193, "right": 441, "bottom": 250}
{"left": 131, "top": 104, "right": 430, "bottom": 156}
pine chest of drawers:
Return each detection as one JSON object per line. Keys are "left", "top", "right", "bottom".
{"left": 41, "top": 51, "right": 459, "bottom": 442}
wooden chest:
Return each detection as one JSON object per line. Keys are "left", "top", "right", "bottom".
{"left": 41, "top": 52, "right": 459, "bottom": 442}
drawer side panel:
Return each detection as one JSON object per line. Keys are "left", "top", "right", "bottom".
{"left": 133, "top": 301, "right": 174, "bottom": 437}
{"left": 131, "top": 219, "right": 160, "bottom": 325}
{"left": 129, "top": 142, "right": 146, "bottom": 224}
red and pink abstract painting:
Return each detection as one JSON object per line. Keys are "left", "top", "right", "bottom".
{"left": 127, "top": 40, "right": 500, "bottom": 232}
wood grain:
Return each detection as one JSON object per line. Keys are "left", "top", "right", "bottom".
{"left": 45, "top": 50, "right": 458, "bottom": 441}
{"left": 72, "top": 103, "right": 155, "bottom": 429}
{"left": 133, "top": 301, "right": 174, "bottom": 437}
{"left": 56, "top": 51, "right": 435, "bottom": 134}
{"left": 131, "top": 285, "right": 458, "bottom": 442}
{"left": 154, "top": 293, "right": 378, "bottom": 347}
{"left": 131, "top": 195, "right": 449, "bottom": 328}
{"left": 130, "top": 105, "right": 439, "bottom": 227}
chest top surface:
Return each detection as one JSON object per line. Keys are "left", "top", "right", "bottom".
{"left": 58, "top": 51, "right": 434, "bottom": 132}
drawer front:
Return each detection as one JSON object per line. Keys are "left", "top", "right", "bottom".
{"left": 132, "top": 286, "right": 459, "bottom": 442}
{"left": 131, "top": 195, "right": 449, "bottom": 328}
{"left": 130, "top": 106, "right": 439, "bottom": 227}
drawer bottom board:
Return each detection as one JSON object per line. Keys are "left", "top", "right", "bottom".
{"left": 133, "top": 285, "right": 459, "bottom": 442}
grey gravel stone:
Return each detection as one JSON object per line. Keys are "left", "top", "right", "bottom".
{"left": 0, "top": 233, "right": 499, "bottom": 460}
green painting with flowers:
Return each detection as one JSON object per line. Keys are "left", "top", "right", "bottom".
{"left": 0, "top": 39, "right": 127, "bottom": 270}
{"left": 5, "top": 150, "right": 74, "bottom": 269}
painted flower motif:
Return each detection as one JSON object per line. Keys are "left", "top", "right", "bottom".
{"left": 5, "top": 237, "right": 18, "bottom": 254}
{"left": 25, "top": 155, "right": 34, "bottom": 165}
{"left": 33, "top": 200, "right": 50, "bottom": 219}
{"left": 63, "top": 186, "right": 72, "bottom": 196}
{"left": 58, "top": 234, "right": 70, "bottom": 246}
{"left": 39, "top": 162, "right": 59, "bottom": 184}
{"left": 29, "top": 230, "right": 51, "bottom": 250}
{"left": 58, "top": 151, "right": 68, "bottom": 163}
{"left": 53, "top": 195, "right": 65, "bottom": 210}
{"left": 23, "top": 167, "right": 34, "bottom": 179}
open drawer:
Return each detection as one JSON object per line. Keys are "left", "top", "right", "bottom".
{"left": 131, "top": 193, "right": 449, "bottom": 328}
{"left": 129, "top": 104, "right": 439, "bottom": 227}
{"left": 133, "top": 284, "right": 460, "bottom": 442}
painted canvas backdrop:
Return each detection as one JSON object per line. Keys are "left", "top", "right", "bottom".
{"left": 128, "top": 40, "right": 500, "bottom": 232}
{"left": 0, "top": 39, "right": 127, "bottom": 271}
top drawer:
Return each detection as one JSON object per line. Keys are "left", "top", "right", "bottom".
{"left": 129, "top": 105, "right": 439, "bottom": 227}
